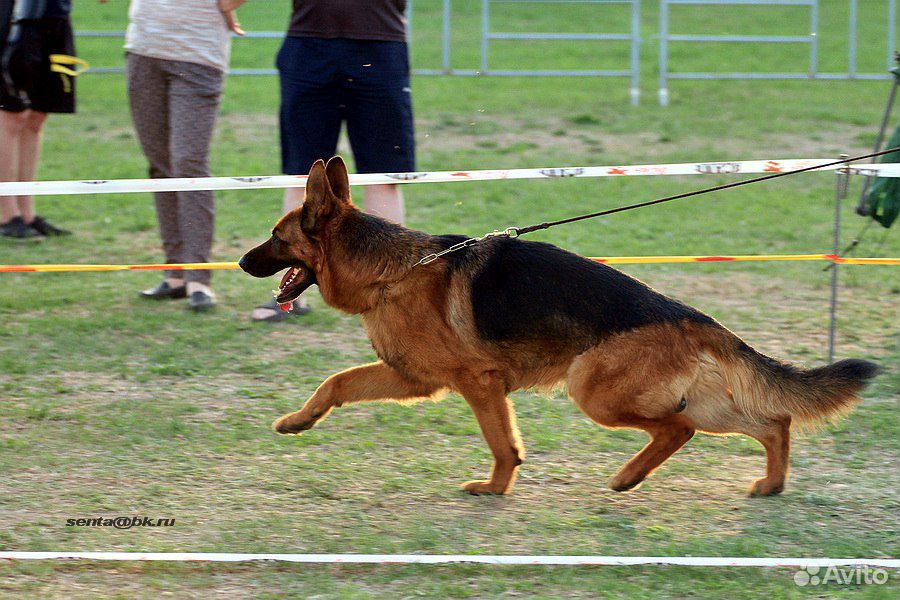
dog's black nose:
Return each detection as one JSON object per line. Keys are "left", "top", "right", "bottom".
{"left": 238, "top": 255, "right": 248, "bottom": 271}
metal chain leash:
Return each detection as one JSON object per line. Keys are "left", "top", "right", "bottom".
{"left": 414, "top": 227, "right": 520, "bottom": 266}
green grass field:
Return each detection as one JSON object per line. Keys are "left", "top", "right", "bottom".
{"left": 1, "top": 1, "right": 898, "bottom": 598}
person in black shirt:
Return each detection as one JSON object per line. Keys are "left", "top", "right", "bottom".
{"left": 0, "top": 0, "right": 76, "bottom": 241}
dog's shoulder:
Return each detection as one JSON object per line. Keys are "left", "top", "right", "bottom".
{"left": 467, "top": 237, "right": 714, "bottom": 344}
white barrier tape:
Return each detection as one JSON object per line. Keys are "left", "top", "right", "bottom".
{"left": 0, "top": 552, "right": 898, "bottom": 567}
{"left": 0, "top": 160, "right": 897, "bottom": 197}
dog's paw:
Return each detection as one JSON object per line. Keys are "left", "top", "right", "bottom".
{"left": 747, "top": 477, "right": 784, "bottom": 497}
{"left": 461, "top": 480, "right": 508, "bottom": 495}
{"left": 608, "top": 475, "right": 644, "bottom": 492}
{"left": 272, "top": 412, "right": 319, "bottom": 435}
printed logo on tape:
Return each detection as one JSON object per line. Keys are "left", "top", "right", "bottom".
{"left": 540, "top": 168, "right": 585, "bottom": 178}
{"left": 695, "top": 162, "right": 741, "bottom": 174}
{"left": 81, "top": 180, "right": 109, "bottom": 185}
{"left": 233, "top": 177, "right": 271, "bottom": 183}
{"left": 387, "top": 173, "right": 428, "bottom": 180}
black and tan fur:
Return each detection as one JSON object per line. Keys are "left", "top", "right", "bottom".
{"left": 240, "top": 157, "right": 878, "bottom": 497}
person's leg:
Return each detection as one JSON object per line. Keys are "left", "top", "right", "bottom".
{"left": 277, "top": 37, "right": 343, "bottom": 181}
{"left": 363, "top": 184, "right": 404, "bottom": 224}
{"left": 0, "top": 109, "right": 28, "bottom": 224}
{"left": 166, "top": 60, "right": 223, "bottom": 296}
{"left": 282, "top": 186, "right": 304, "bottom": 213}
{"left": 15, "top": 110, "right": 48, "bottom": 224}
{"left": 11, "top": 18, "right": 75, "bottom": 236}
{"left": 252, "top": 37, "right": 342, "bottom": 321}
{"left": 127, "top": 53, "right": 183, "bottom": 289}
{"left": 344, "top": 40, "right": 415, "bottom": 225}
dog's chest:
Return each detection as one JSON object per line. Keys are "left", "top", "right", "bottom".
{"left": 362, "top": 313, "right": 418, "bottom": 375}
{"left": 361, "top": 303, "right": 453, "bottom": 380}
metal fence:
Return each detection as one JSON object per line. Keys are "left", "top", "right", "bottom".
{"left": 659, "top": 0, "right": 898, "bottom": 105}
{"left": 77, "top": 0, "right": 897, "bottom": 107}
{"left": 77, "top": 0, "right": 643, "bottom": 104}
{"left": 478, "top": 0, "right": 641, "bottom": 105}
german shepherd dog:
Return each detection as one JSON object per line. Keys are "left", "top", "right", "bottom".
{"left": 240, "top": 157, "right": 878, "bottom": 497}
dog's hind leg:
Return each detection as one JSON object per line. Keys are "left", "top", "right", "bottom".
{"left": 569, "top": 373, "right": 695, "bottom": 491}
{"left": 567, "top": 325, "right": 701, "bottom": 491}
{"left": 607, "top": 418, "right": 695, "bottom": 491}
{"left": 741, "top": 417, "right": 791, "bottom": 497}
{"left": 456, "top": 371, "right": 524, "bottom": 495}
{"left": 273, "top": 361, "right": 442, "bottom": 435}
{"left": 682, "top": 357, "right": 792, "bottom": 496}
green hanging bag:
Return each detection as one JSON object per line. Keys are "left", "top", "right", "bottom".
{"left": 861, "top": 124, "right": 900, "bottom": 229}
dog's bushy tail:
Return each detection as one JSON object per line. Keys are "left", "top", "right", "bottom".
{"left": 698, "top": 326, "right": 879, "bottom": 425}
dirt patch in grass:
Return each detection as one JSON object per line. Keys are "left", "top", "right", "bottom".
{"left": 212, "top": 111, "right": 874, "bottom": 168}
{"left": 415, "top": 114, "right": 874, "bottom": 163}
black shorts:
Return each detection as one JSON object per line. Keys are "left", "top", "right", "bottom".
{"left": 277, "top": 36, "right": 415, "bottom": 175}
{"left": 1, "top": 18, "right": 76, "bottom": 114}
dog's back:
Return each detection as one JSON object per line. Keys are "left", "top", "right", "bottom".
{"left": 460, "top": 236, "right": 714, "bottom": 346}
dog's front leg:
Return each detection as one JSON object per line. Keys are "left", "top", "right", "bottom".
{"left": 458, "top": 372, "right": 525, "bottom": 495}
{"left": 273, "top": 361, "right": 440, "bottom": 434}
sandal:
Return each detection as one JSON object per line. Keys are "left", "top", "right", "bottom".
{"left": 251, "top": 298, "right": 312, "bottom": 322}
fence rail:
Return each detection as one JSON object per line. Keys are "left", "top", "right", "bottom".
{"left": 659, "top": 0, "right": 898, "bottom": 105}
{"left": 75, "top": 0, "right": 898, "bottom": 106}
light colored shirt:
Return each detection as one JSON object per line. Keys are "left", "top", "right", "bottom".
{"left": 125, "top": 0, "right": 231, "bottom": 72}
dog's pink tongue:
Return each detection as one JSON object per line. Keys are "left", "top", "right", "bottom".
{"left": 277, "top": 267, "right": 303, "bottom": 311}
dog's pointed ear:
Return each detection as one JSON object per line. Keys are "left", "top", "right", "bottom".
{"left": 325, "top": 156, "right": 351, "bottom": 202}
{"left": 300, "top": 159, "right": 333, "bottom": 233}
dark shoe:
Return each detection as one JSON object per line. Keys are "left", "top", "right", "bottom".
{"left": 140, "top": 280, "right": 187, "bottom": 300}
{"left": 188, "top": 290, "right": 216, "bottom": 312}
{"left": 252, "top": 298, "right": 312, "bottom": 322}
{"left": 0, "top": 216, "right": 42, "bottom": 242}
{"left": 29, "top": 215, "right": 71, "bottom": 236}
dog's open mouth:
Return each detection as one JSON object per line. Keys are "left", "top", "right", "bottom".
{"left": 274, "top": 264, "right": 315, "bottom": 311}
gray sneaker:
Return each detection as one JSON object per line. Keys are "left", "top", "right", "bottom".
{"left": 188, "top": 290, "right": 216, "bottom": 312}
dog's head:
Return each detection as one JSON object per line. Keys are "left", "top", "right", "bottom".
{"left": 239, "top": 156, "right": 353, "bottom": 309}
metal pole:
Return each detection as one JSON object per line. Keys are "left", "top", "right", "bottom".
{"left": 630, "top": 0, "right": 640, "bottom": 106}
{"left": 659, "top": 0, "right": 669, "bottom": 106}
{"left": 809, "top": 0, "right": 819, "bottom": 78}
{"left": 480, "top": 0, "right": 489, "bottom": 74}
{"left": 828, "top": 154, "right": 849, "bottom": 364}
{"left": 442, "top": 0, "right": 451, "bottom": 73}
{"left": 890, "top": 0, "right": 897, "bottom": 72}
{"left": 848, "top": 0, "right": 857, "bottom": 79}
{"left": 406, "top": 1, "right": 412, "bottom": 46}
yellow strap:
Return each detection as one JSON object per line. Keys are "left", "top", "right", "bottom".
{"left": 49, "top": 54, "right": 89, "bottom": 77}
{"left": 1, "top": 256, "right": 897, "bottom": 273}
